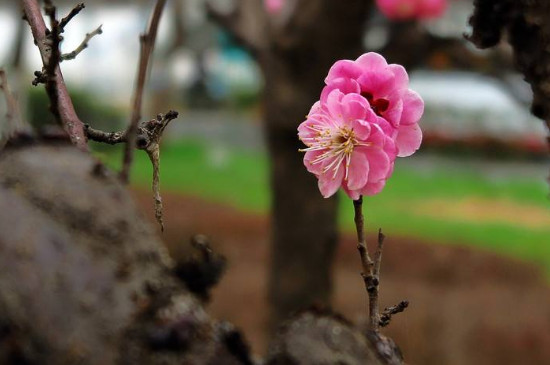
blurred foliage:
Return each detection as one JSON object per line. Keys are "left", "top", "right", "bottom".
{"left": 225, "top": 85, "right": 260, "bottom": 109}
{"left": 27, "top": 87, "right": 125, "bottom": 139}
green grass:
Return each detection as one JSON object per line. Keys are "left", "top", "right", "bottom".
{"left": 94, "top": 139, "right": 550, "bottom": 272}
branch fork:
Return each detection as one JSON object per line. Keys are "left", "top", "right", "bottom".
{"left": 21, "top": 0, "right": 173, "bottom": 230}
{"left": 353, "top": 196, "right": 408, "bottom": 331}
{"left": 85, "top": 111, "right": 179, "bottom": 230}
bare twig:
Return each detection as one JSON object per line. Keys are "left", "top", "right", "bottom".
{"left": 120, "top": 0, "right": 167, "bottom": 183}
{"left": 373, "top": 229, "right": 385, "bottom": 289}
{"left": 59, "top": 3, "right": 85, "bottom": 31}
{"left": 43, "top": 0, "right": 62, "bottom": 126}
{"left": 353, "top": 200, "right": 407, "bottom": 331}
{"left": 379, "top": 300, "right": 409, "bottom": 328}
{"left": 353, "top": 197, "right": 393, "bottom": 332}
{"left": 84, "top": 126, "right": 126, "bottom": 145}
{"left": 21, "top": 0, "right": 88, "bottom": 150}
{"left": 85, "top": 110, "right": 178, "bottom": 148}
{"left": 353, "top": 196, "right": 379, "bottom": 330}
{"left": 61, "top": 25, "right": 103, "bottom": 61}
{"left": 86, "top": 110, "right": 178, "bottom": 230}
{"left": 147, "top": 144, "right": 164, "bottom": 230}
{"left": 353, "top": 197, "right": 373, "bottom": 270}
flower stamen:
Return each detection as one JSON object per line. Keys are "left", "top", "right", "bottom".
{"left": 300, "top": 126, "right": 373, "bottom": 180}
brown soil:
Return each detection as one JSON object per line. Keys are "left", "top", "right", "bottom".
{"left": 134, "top": 189, "right": 550, "bottom": 365}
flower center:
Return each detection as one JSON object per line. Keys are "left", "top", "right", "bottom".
{"left": 362, "top": 92, "right": 389, "bottom": 116}
{"left": 300, "top": 125, "right": 370, "bottom": 181}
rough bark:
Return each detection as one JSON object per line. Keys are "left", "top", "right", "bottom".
{"left": 261, "top": 0, "right": 372, "bottom": 328}
{"left": 266, "top": 309, "right": 391, "bottom": 365}
{"left": 0, "top": 141, "right": 252, "bottom": 365}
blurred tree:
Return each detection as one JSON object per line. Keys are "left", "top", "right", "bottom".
{"left": 208, "top": 0, "right": 373, "bottom": 328}
{"left": 206, "top": 0, "right": 526, "bottom": 330}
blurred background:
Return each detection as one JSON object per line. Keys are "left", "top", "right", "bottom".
{"left": 1, "top": 0, "right": 550, "bottom": 364}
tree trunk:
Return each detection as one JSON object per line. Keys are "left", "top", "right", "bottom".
{"left": 265, "top": 119, "right": 340, "bottom": 327}
{"left": 262, "top": 0, "right": 372, "bottom": 327}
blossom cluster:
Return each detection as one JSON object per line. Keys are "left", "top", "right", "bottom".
{"left": 375, "top": 0, "right": 447, "bottom": 20}
{"left": 298, "top": 52, "right": 424, "bottom": 199}
{"left": 264, "top": 0, "right": 284, "bottom": 14}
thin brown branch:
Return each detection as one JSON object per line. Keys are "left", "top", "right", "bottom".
{"left": 84, "top": 126, "right": 126, "bottom": 145}
{"left": 379, "top": 300, "right": 409, "bottom": 328}
{"left": 120, "top": 0, "right": 167, "bottom": 183}
{"left": 353, "top": 196, "right": 380, "bottom": 331}
{"left": 85, "top": 110, "right": 178, "bottom": 148}
{"left": 21, "top": 0, "right": 88, "bottom": 150}
{"left": 59, "top": 3, "right": 85, "bottom": 31}
{"left": 147, "top": 144, "right": 164, "bottom": 231}
{"left": 61, "top": 25, "right": 103, "bottom": 61}
{"left": 374, "top": 229, "right": 385, "bottom": 279}
{"left": 87, "top": 110, "right": 177, "bottom": 230}
{"left": 367, "top": 229, "right": 386, "bottom": 331}
{"left": 43, "top": 0, "right": 62, "bottom": 127}
{"left": 353, "top": 196, "right": 373, "bottom": 275}
{"left": 141, "top": 110, "right": 178, "bottom": 231}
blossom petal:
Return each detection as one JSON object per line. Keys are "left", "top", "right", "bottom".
{"left": 347, "top": 151, "right": 369, "bottom": 190}
{"left": 366, "top": 147, "right": 391, "bottom": 181}
{"left": 308, "top": 101, "right": 323, "bottom": 115}
{"left": 343, "top": 185, "right": 361, "bottom": 200}
{"left": 352, "top": 118, "right": 371, "bottom": 140}
{"left": 297, "top": 121, "right": 315, "bottom": 141}
{"left": 360, "top": 180, "right": 386, "bottom": 196}
{"left": 400, "top": 90, "right": 424, "bottom": 126}
{"left": 298, "top": 117, "right": 322, "bottom": 141}
{"left": 342, "top": 93, "right": 370, "bottom": 121}
{"left": 358, "top": 71, "right": 395, "bottom": 98}
{"left": 382, "top": 90, "right": 403, "bottom": 127}
{"left": 366, "top": 122, "right": 388, "bottom": 148}
{"left": 318, "top": 164, "right": 344, "bottom": 198}
{"left": 355, "top": 52, "right": 388, "bottom": 72}
{"left": 374, "top": 116, "right": 394, "bottom": 136}
{"left": 383, "top": 136, "right": 398, "bottom": 160}
{"left": 325, "top": 60, "right": 362, "bottom": 84}
{"left": 325, "top": 89, "right": 345, "bottom": 120}
{"left": 320, "top": 78, "right": 361, "bottom": 105}
{"left": 396, "top": 123, "right": 423, "bottom": 157}
{"left": 388, "top": 64, "right": 409, "bottom": 90}
{"left": 303, "top": 150, "right": 324, "bottom": 175}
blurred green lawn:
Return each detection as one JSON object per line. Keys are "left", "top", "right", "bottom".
{"left": 94, "top": 140, "right": 550, "bottom": 273}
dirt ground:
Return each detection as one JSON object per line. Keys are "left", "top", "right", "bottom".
{"left": 134, "top": 190, "right": 550, "bottom": 365}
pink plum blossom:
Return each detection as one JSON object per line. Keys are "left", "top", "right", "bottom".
{"left": 264, "top": 0, "right": 285, "bottom": 14}
{"left": 321, "top": 52, "right": 424, "bottom": 158}
{"left": 375, "top": 0, "right": 447, "bottom": 20}
{"left": 298, "top": 89, "right": 397, "bottom": 199}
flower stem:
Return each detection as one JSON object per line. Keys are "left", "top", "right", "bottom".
{"left": 353, "top": 196, "right": 381, "bottom": 331}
